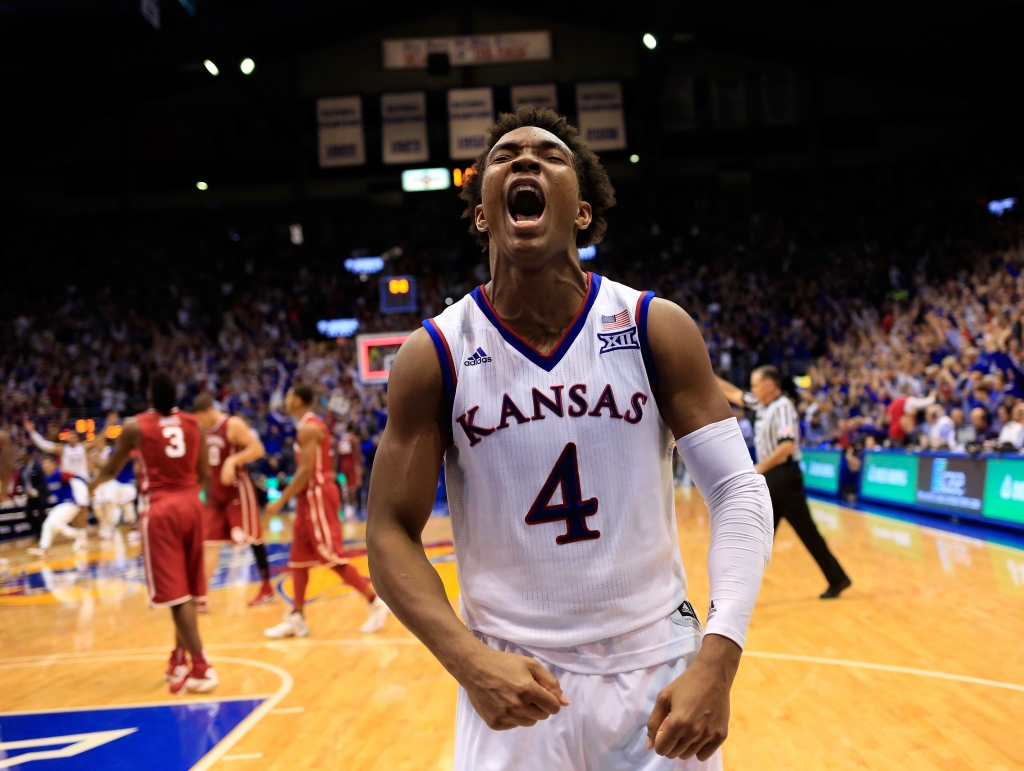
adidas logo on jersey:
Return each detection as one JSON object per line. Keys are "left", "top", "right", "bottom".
{"left": 464, "top": 347, "right": 492, "bottom": 366}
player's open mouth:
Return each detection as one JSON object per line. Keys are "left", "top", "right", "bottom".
{"left": 507, "top": 182, "right": 545, "bottom": 227}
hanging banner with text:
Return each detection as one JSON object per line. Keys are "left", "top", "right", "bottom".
{"left": 511, "top": 83, "right": 558, "bottom": 112}
{"left": 448, "top": 88, "right": 494, "bottom": 160}
{"left": 317, "top": 96, "right": 365, "bottom": 168}
{"left": 383, "top": 31, "right": 551, "bottom": 70}
{"left": 381, "top": 91, "right": 429, "bottom": 165}
{"left": 575, "top": 81, "right": 627, "bottom": 151}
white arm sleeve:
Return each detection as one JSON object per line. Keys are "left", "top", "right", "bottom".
{"left": 905, "top": 394, "right": 936, "bottom": 413}
{"left": 30, "top": 430, "right": 58, "bottom": 454}
{"left": 676, "top": 417, "right": 774, "bottom": 650}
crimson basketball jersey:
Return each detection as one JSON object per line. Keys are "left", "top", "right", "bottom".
{"left": 206, "top": 414, "right": 251, "bottom": 505}
{"left": 294, "top": 413, "right": 336, "bottom": 492}
{"left": 424, "top": 273, "right": 685, "bottom": 648}
{"left": 135, "top": 408, "right": 201, "bottom": 500}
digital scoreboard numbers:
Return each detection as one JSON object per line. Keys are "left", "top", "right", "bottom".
{"left": 380, "top": 275, "right": 417, "bottom": 314}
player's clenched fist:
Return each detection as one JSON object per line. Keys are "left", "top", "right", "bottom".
{"left": 459, "top": 648, "right": 569, "bottom": 730}
{"left": 646, "top": 634, "right": 740, "bottom": 760}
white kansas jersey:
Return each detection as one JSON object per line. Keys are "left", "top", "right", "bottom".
{"left": 61, "top": 443, "right": 89, "bottom": 480}
{"left": 424, "top": 273, "right": 686, "bottom": 648}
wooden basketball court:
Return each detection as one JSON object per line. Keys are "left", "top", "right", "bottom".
{"left": 2, "top": 493, "right": 1023, "bottom": 770}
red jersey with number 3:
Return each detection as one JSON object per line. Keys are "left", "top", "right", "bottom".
{"left": 135, "top": 408, "right": 201, "bottom": 499}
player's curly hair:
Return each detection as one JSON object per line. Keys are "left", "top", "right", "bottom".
{"left": 459, "top": 107, "right": 616, "bottom": 251}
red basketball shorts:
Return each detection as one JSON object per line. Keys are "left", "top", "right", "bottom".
{"left": 339, "top": 457, "right": 359, "bottom": 493}
{"left": 141, "top": 490, "right": 206, "bottom": 607}
{"left": 288, "top": 483, "right": 347, "bottom": 569}
{"left": 204, "top": 477, "right": 262, "bottom": 545}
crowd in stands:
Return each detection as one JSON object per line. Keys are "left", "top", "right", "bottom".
{"left": 1, "top": 158, "right": 1022, "bottom": 521}
{"left": 797, "top": 249, "right": 1024, "bottom": 455}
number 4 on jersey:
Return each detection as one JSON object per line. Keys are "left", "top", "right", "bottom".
{"left": 526, "top": 443, "right": 600, "bottom": 544}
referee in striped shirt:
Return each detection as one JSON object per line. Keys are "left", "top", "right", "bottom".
{"left": 718, "top": 366, "right": 851, "bottom": 599}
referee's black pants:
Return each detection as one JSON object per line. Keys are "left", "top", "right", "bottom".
{"left": 24, "top": 497, "right": 47, "bottom": 542}
{"left": 764, "top": 460, "right": 849, "bottom": 587}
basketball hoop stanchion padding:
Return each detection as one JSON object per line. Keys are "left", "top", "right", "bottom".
{"left": 356, "top": 331, "right": 414, "bottom": 385}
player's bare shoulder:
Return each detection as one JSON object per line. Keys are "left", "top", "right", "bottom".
{"left": 225, "top": 414, "right": 252, "bottom": 442}
{"left": 296, "top": 418, "right": 323, "bottom": 445}
{"left": 643, "top": 297, "right": 733, "bottom": 437}
{"left": 386, "top": 328, "right": 448, "bottom": 430}
{"left": 120, "top": 416, "right": 143, "bottom": 446}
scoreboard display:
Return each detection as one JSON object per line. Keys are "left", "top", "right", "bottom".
{"left": 357, "top": 331, "right": 414, "bottom": 384}
{"left": 380, "top": 275, "right": 418, "bottom": 314}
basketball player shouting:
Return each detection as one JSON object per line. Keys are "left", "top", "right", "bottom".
{"left": 367, "top": 108, "right": 774, "bottom": 770}
{"left": 91, "top": 372, "right": 217, "bottom": 694}
{"left": 192, "top": 394, "right": 275, "bottom": 607}
{"left": 263, "top": 385, "right": 390, "bottom": 638}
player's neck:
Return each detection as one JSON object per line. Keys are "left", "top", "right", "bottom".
{"left": 484, "top": 258, "right": 589, "bottom": 355}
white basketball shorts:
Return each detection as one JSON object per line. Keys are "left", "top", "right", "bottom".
{"left": 454, "top": 637, "right": 724, "bottom": 771}
{"left": 93, "top": 479, "right": 121, "bottom": 506}
{"left": 69, "top": 477, "right": 89, "bottom": 507}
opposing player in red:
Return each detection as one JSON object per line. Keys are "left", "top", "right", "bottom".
{"left": 336, "top": 423, "right": 362, "bottom": 521}
{"left": 263, "top": 384, "right": 390, "bottom": 638}
{"left": 192, "top": 393, "right": 274, "bottom": 607}
{"left": 91, "top": 371, "right": 217, "bottom": 694}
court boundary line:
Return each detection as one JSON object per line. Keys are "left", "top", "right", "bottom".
{"left": 0, "top": 638, "right": 420, "bottom": 664}
{"left": 743, "top": 651, "right": 1024, "bottom": 693}
{"left": 0, "top": 694, "right": 275, "bottom": 717}
{"left": 0, "top": 654, "right": 293, "bottom": 771}
{"left": 3, "top": 645, "right": 1023, "bottom": 695}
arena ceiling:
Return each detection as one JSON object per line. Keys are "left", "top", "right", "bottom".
{"left": 1, "top": 0, "right": 1020, "bottom": 168}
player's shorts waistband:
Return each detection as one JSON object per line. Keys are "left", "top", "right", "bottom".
{"left": 472, "top": 611, "right": 703, "bottom": 676}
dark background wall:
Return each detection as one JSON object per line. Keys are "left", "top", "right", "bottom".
{"left": 1, "top": 0, "right": 1021, "bottom": 212}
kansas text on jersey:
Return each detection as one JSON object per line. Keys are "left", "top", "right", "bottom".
{"left": 424, "top": 273, "right": 686, "bottom": 648}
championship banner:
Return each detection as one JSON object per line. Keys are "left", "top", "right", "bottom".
{"left": 317, "top": 96, "right": 365, "bottom": 168}
{"left": 575, "top": 82, "right": 627, "bottom": 151}
{"left": 761, "top": 74, "right": 797, "bottom": 125}
{"left": 511, "top": 83, "right": 558, "bottom": 112}
{"left": 663, "top": 78, "right": 696, "bottom": 130}
{"left": 448, "top": 88, "right": 494, "bottom": 160}
{"left": 711, "top": 76, "right": 747, "bottom": 128}
{"left": 383, "top": 31, "right": 551, "bottom": 70}
{"left": 381, "top": 91, "right": 429, "bottom": 165}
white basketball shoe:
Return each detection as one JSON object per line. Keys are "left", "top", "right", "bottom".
{"left": 264, "top": 611, "right": 309, "bottom": 639}
{"left": 360, "top": 597, "right": 391, "bottom": 634}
